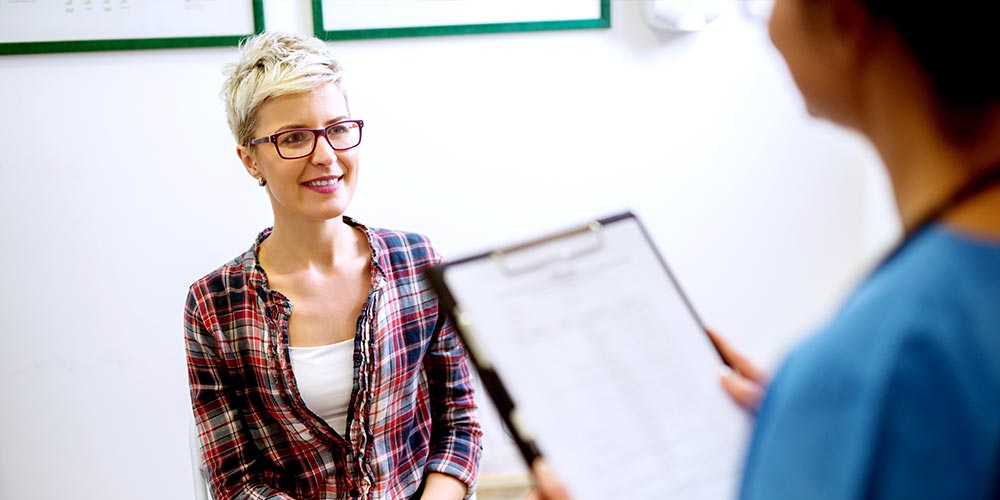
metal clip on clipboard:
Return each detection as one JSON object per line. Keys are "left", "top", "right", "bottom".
{"left": 489, "top": 220, "right": 605, "bottom": 276}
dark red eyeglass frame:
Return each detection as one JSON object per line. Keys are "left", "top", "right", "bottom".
{"left": 249, "top": 119, "right": 364, "bottom": 159}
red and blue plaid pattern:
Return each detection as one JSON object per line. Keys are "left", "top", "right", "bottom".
{"left": 185, "top": 218, "right": 482, "bottom": 500}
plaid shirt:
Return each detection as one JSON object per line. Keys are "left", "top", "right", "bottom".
{"left": 185, "top": 218, "right": 482, "bottom": 500}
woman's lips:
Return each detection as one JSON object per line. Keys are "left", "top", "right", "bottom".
{"left": 301, "top": 176, "right": 343, "bottom": 194}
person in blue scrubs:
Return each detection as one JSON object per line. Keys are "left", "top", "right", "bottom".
{"left": 530, "top": 0, "right": 1000, "bottom": 498}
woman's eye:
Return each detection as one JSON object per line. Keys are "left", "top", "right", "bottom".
{"left": 280, "top": 131, "right": 311, "bottom": 144}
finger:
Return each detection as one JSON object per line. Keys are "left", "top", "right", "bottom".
{"left": 532, "top": 460, "right": 572, "bottom": 500}
{"left": 720, "top": 368, "right": 764, "bottom": 412}
{"left": 706, "top": 329, "right": 768, "bottom": 383}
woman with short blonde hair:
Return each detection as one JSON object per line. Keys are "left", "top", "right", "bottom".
{"left": 186, "top": 31, "right": 482, "bottom": 500}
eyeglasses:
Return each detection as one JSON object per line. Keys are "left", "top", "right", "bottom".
{"left": 249, "top": 119, "right": 364, "bottom": 159}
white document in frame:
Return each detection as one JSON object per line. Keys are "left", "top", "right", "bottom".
{"left": 440, "top": 214, "right": 749, "bottom": 500}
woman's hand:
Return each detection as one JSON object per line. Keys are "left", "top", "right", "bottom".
{"left": 707, "top": 329, "right": 768, "bottom": 413}
{"left": 526, "top": 460, "right": 572, "bottom": 500}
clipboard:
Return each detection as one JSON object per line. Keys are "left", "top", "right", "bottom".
{"left": 427, "top": 211, "right": 747, "bottom": 500}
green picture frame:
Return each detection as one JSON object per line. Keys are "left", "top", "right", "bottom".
{"left": 0, "top": 0, "right": 264, "bottom": 56}
{"left": 312, "top": 0, "right": 610, "bottom": 41}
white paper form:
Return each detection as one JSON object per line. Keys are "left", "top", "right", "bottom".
{"left": 441, "top": 216, "right": 749, "bottom": 500}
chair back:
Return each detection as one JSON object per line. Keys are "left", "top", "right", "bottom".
{"left": 189, "top": 418, "right": 212, "bottom": 500}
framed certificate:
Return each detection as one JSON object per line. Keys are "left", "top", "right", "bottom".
{"left": 312, "top": 0, "right": 610, "bottom": 41}
{"left": 0, "top": 0, "right": 264, "bottom": 56}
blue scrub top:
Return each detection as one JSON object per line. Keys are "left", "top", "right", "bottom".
{"left": 740, "top": 226, "right": 1000, "bottom": 500}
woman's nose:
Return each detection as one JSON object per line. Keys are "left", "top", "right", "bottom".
{"left": 310, "top": 133, "right": 337, "bottom": 164}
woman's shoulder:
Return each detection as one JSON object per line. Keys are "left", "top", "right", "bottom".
{"left": 345, "top": 217, "right": 440, "bottom": 268}
{"left": 368, "top": 227, "right": 440, "bottom": 275}
{"left": 345, "top": 216, "right": 432, "bottom": 247}
{"left": 187, "top": 236, "right": 262, "bottom": 299}
{"left": 777, "top": 230, "right": 1000, "bottom": 408}
{"left": 826, "top": 227, "right": 1000, "bottom": 348}
{"left": 368, "top": 226, "right": 434, "bottom": 250}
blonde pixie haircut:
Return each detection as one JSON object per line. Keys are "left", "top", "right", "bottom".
{"left": 222, "top": 31, "right": 345, "bottom": 147}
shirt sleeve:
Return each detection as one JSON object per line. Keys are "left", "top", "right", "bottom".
{"left": 422, "top": 250, "right": 484, "bottom": 498}
{"left": 185, "top": 287, "right": 297, "bottom": 500}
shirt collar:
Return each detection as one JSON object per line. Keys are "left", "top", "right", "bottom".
{"left": 242, "top": 216, "right": 387, "bottom": 289}
{"left": 344, "top": 216, "right": 389, "bottom": 289}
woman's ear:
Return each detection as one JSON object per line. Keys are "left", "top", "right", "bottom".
{"left": 829, "top": 0, "right": 875, "bottom": 68}
{"left": 237, "top": 145, "right": 261, "bottom": 179}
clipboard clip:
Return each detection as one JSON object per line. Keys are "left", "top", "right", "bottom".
{"left": 490, "top": 220, "right": 604, "bottom": 276}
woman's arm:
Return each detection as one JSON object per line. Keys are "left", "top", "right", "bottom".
{"left": 420, "top": 472, "right": 469, "bottom": 500}
{"left": 420, "top": 249, "right": 483, "bottom": 499}
{"left": 185, "top": 289, "right": 297, "bottom": 500}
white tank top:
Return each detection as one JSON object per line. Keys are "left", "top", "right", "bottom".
{"left": 288, "top": 338, "right": 355, "bottom": 435}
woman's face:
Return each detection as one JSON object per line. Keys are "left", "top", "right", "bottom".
{"left": 769, "top": 0, "right": 861, "bottom": 127}
{"left": 239, "top": 82, "right": 360, "bottom": 224}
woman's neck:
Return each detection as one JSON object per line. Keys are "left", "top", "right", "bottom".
{"left": 873, "top": 118, "right": 1000, "bottom": 240}
{"left": 876, "top": 118, "right": 1000, "bottom": 239}
{"left": 860, "top": 54, "right": 1000, "bottom": 239}
{"left": 261, "top": 215, "right": 364, "bottom": 273}
{"left": 944, "top": 184, "right": 1000, "bottom": 240}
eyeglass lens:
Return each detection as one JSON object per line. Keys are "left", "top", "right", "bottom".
{"left": 276, "top": 121, "right": 361, "bottom": 159}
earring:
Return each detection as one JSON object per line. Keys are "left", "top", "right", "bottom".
{"left": 258, "top": 177, "right": 267, "bottom": 187}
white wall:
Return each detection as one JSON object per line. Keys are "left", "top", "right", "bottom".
{"left": 0, "top": 1, "right": 899, "bottom": 499}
